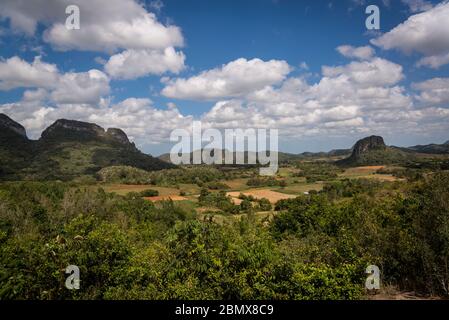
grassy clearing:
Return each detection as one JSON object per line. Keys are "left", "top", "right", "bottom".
{"left": 224, "top": 178, "right": 249, "bottom": 191}
{"left": 339, "top": 166, "right": 401, "bottom": 181}
{"left": 275, "top": 182, "right": 324, "bottom": 194}
{"left": 177, "top": 183, "right": 201, "bottom": 195}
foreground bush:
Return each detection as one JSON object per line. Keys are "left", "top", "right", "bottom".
{"left": 1, "top": 172, "right": 449, "bottom": 299}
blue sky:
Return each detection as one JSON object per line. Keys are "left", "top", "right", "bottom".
{"left": 1, "top": 0, "right": 449, "bottom": 155}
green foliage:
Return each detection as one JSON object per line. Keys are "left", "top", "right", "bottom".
{"left": 198, "top": 188, "right": 240, "bottom": 214}
{"left": 397, "top": 172, "right": 449, "bottom": 295}
{"left": 294, "top": 162, "right": 342, "bottom": 182}
{"left": 139, "top": 189, "right": 159, "bottom": 197}
{"left": 376, "top": 167, "right": 424, "bottom": 181}
{"left": 205, "top": 181, "right": 230, "bottom": 190}
{"left": 0, "top": 181, "right": 365, "bottom": 300}
{"left": 151, "top": 167, "right": 224, "bottom": 185}
{"left": 257, "top": 198, "right": 272, "bottom": 211}
{"left": 271, "top": 172, "right": 449, "bottom": 297}
{"left": 1, "top": 172, "right": 449, "bottom": 299}
{"left": 99, "top": 166, "right": 225, "bottom": 186}
{"left": 238, "top": 193, "right": 255, "bottom": 201}
{"left": 246, "top": 176, "right": 285, "bottom": 187}
{"left": 97, "top": 166, "right": 152, "bottom": 184}
{"left": 240, "top": 199, "right": 253, "bottom": 212}
{"left": 238, "top": 194, "right": 272, "bottom": 212}
{"left": 321, "top": 178, "right": 383, "bottom": 199}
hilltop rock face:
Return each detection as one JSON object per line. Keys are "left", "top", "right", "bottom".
{"left": 41, "top": 119, "right": 133, "bottom": 146}
{"left": 41, "top": 119, "right": 106, "bottom": 141}
{"left": 0, "top": 113, "right": 28, "bottom": 139}
{"left": 106, "top": 128, "right": 130, "bottom": 145}
{"left": 0, "top": 114, "right": 33, "bottom": 178}
{"left": 336, "top": 135, "right": 406, "bottom": 166}
{"left": 351, "top": 135, "right": 386, "bottom": 159}
{"left": 445, "top": 140, "right": 449, "bottom": 145}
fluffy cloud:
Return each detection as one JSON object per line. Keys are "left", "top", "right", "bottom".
{"left": 321, "top": 58, "right": 404, "bottom": 88}
{"left": 371, "top": 2, "right": 449, "bottom": 68}
{"left": 0, "top": 55, "right": 110, "bottom": 105}
{"left": 22, "top": 88, "right": 48, "bottom": 102}
{"left": 50, "top": 69, "right": 110, "bottom": 104}
{"left": 0, "top": 0, "right": 64, "bottom": 35}
{"left": 0, "top": 0, "right": 183, "bottom": 52}
{"left": 413, "top": 77, "right": 449, "bottom": 105}
{"left": 197, "top": 54, "right": 412, "bottom": 138}
{"left": 416, "top": 52, "right": 449, "bottom": 69}
{"left": 336, "top": 45, "right": 375, "bottom": 60}
{"left": 162, "top": 58, "right": 291, "bottom": 100}
{"left": 0, "top": 0, "right": 185, "bottom": 79}
{"left": 0, "top": 56, "right": 58, "bottom": 90}
{"left": 105, "top": 47, "right": 185, "bottom": 79}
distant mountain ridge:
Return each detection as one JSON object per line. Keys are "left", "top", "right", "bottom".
{"left": 0, "top": 114, "right": 172, "bottom": 180}
{"left": 406, "top": 141, "right": 449, "bottom": 154}
{"left": 158, "top": 149, "right": 352, "bottom": 164}
{"left": 158, "top": 135, "right": 449, "bottom": 166}
{"left": 2, "top": 113, "right": 448, "bottom": 179}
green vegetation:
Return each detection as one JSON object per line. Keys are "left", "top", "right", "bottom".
{"left": 238, "top": 193, "right": 272, "bottom": 212}
{"left": 294, "top": 162, "right": 343, "bottom": 182}
{"left": 1, "top": 171, "right": 448, "bottom": 299}
{"left": 97, "top": 166, "right": 152, "bottom": 184}
{"left": 0, "top": 181, "right": 362, "bottom": 299}
{"left": 321, "top": 178, "right": 383, "bottom": 199}
{"left": 205, "top": 181, "right": 230, "bottom": 190}
{"left": 272, "top": 172, "right": 449, "bottom": 296}
{"left": 198, "top": 188, "right": 240, "bottom": 214}
{"left": 139, "top": 189, "right": 159, "bottom": 197}
{"left": 246, "top": 176, "right": 286, "bottom": 187}
{"left": 98, "top": 166, "right": 225, "bottom": 186}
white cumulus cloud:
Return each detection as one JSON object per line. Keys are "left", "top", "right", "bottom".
{"left": 371, "top": 2, "right": 449, "bottom": 68}
{"left": 162, "top": 58, "right": 291, "bottom": 100}
{"left": 336, "top": 45, "right": 375, "bottom": 60}
{"left": 105, "top": 47, "right": 185, "bottom": 80}
{"left": 50, "top": 69, "right": 110, "bottom": 104}
{"left": 321, "top": 58, "right": 404, "bottom": 88}
{"left": 0, "top": 55, "right": 110, "bottom": 105}
{"left": 413, "top": 77, "right": 449, "bottom": 105}
{"left": 0, "top": 0, "right": 183, "bottom": 52}
{"left": 0, "top": 56, "right": 58, "bottom": 90}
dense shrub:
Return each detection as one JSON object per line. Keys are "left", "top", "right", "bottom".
{"left": 98, "top": 166, "right": 225, "bottom": 186}
{"left": 206, "top": 181, "right": 230, "bottom": 190}
{"left": 294, "top": 162, "right": 343, "bottom": 182}
{"left": 198, "top": 188, "right": 240, "bottom": 214}
{"left": 246, "top": 176, "right": 284, "bottom": 187}
{"left": 139, "top": 189, "right": 159, "bottom": 197}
